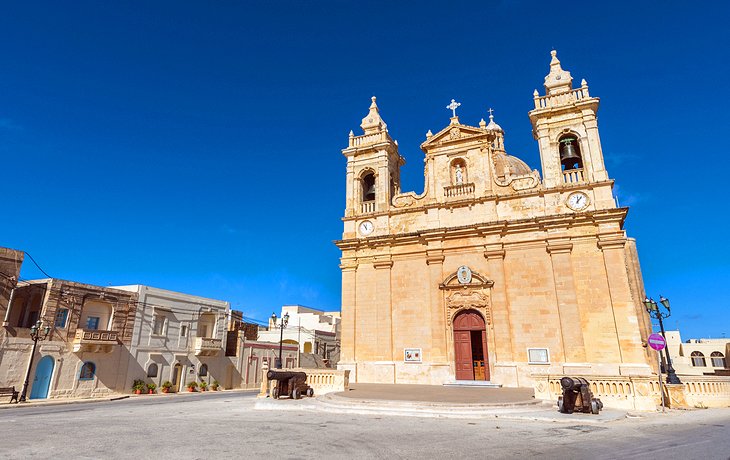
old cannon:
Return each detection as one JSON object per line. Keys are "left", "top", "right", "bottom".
{"left": 557, "top": 377, "right": 603, "bottom": 414}
{"left": 267, "top": 370, "right": 314, "bottom": 400}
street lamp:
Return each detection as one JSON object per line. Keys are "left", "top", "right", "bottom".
{"left": 270, "top": 312, "right": 289, "bottom": 369}
{"left": 19, "top": 320, "right": 51, "bottom": 402}
{"left": 643, "top": 296, "right": 681, "bottom": 385}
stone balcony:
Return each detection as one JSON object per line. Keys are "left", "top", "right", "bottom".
{"left": 194, "top": 337, "right": 222, "bottom": 356}
{"left": 73, "top": 329, "right": 120, "bottom": 353}
{"left": 444, "top": 182, "right": 475, "bottom": 198}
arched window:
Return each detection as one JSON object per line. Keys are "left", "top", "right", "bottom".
{"left": 199, "top": 364, "right": 208, "bottom": 377}
{"left": 362, "top": 173, "right": 376, "bottom": 202}
{"left": 558, "top": 135, "right": 583, "bottom": 171}
{"left": 79, "top": 362, "right": 96, "bottom": 380}
{"left": 691, "top": 351, "right": 706, "bottom": 367}
{"left": 710, "top": 352, "right": 726, "bottom": 368}
{"left": 147, "top": 363, "right": 159, "bottom": 378}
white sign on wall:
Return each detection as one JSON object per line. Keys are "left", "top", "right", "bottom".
{"left": 404, "top": 348, "right": 422, "bottom": 363}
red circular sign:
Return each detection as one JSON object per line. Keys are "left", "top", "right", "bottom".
{"left": 648, "top": 333, "right": 666, "bottom": 351}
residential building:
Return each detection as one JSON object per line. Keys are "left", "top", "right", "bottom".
{"left": 1, "top": 274, "right": 137, "bottom": 399}
{"left": 665, "top": 330, "right": 729, "bottom": 376}
{"left": 112, "top": 285, "right": 233, "bottom": 392}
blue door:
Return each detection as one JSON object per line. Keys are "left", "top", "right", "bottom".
{"left": 30, "top": 356, "right": 54, "bottom": 399}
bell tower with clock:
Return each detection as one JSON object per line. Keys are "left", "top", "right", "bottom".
{"left": 341, "top": 97, "right": 405, "bottom": 226}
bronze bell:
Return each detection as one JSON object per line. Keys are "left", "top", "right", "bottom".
{"left": 560, "top": 139, "right": 581, "bottom": 169}
{"left": 364, "top": 184, "right": 376, "bottom": 201}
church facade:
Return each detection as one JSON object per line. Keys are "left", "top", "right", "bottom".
{"left": 336, "top": 51, "right": 653, "bottom": 388}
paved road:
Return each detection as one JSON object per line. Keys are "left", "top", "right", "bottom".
{"left": 0, "top": 392, "right": 728, "bottom": 459}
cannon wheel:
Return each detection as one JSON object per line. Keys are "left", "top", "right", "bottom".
{"left": 557, "top": 396, "right": 564, "bottom": 413}
{"left": 306, "top": 388, "right": 314, "bottom": 398}
{"left": 272, "top": 387, "right": 280, "bottom": 399}
{"left": 591, "top": 399, "right": 600, "bottom": 415}
{"left": 292, "top": 388, "right": 301, "bottom": 400}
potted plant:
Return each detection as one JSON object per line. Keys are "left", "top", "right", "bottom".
{"left": 161, "top": 381, "right": 173, "bottom": 393}
{"left": 199, "top": 381, "right": 208, "bottom": 392}
{"left": 186, "top": 381, "right": 198, "bottom": 392}
{"left": 132, "top": 379, "right": 146, "bottom": 395}
{"left": 211, "top": 380, "right": 219, "bottom": 391}
{"left": 147, "top": 383, "right": 157, "bottom": 394}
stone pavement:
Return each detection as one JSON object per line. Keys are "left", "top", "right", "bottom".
{"left": 255, "top": 383, "right": 628, "bottom": 423}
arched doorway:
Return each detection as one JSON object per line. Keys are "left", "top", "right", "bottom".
{"left": 172, "top": 363, "right": 183, "bottom": 392}
{"left": 30, "top": 355, "right": 54, "bottom": 399}
{"left": 453, "top": 310, "right": 489, "bottom": 381}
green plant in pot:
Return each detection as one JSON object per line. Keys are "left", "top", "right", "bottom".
{"left": 147, "top": 383, "right": 157, "bottom": 394}
{"left": 186, "top": 381, "right": 198, "bottom": 392}
{"left": 211, "top": 380, "right": 220, "bottom": 391}
{"left": 132, "top": 379, "right": 146, "bottom": 395}
{"left": 161, "top": 381, "right": 173, "bottom": 393}
{"left": 199, "top": 381, "right": 208, "bottom": 391}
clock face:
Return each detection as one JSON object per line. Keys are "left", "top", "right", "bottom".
{"left": 358, "top": 220, "right": 374, "bottom": 236}
{"left": 566, "top": 192, "right": 590, "bottom": 211}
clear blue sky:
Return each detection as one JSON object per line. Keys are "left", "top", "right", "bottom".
{"left": 1, "top": 1, "right": 728, "bottom": 338}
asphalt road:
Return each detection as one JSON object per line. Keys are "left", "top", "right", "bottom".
{"left": 0, "top": 392, "right": 728, "bottom": 459}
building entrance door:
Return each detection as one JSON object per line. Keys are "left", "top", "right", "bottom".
{"left": 453, "top": 310, "right": 489, "bottom": 381}
{"left": 30, "top": 355, "right": 54, "bottom": 399}
{"left": 172, "top": 363, "right": 183, "bottom": 392}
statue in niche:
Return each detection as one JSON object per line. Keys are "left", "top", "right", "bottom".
{"left": 455, "top": 164, "right": 464, "bottom": 184}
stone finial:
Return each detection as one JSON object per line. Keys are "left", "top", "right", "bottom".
{"left": 581, "top": 78, "right": 588, "bottom": 87}
{"left": 479, "top": 118, "right": 486, "bottom": 129}
{"left": 349, "top": 130, "right": 354, "bottom": 137}
{"left": 533, "top": 89, "right": 539, "bottom": 98}
{"left": 426, "top": 129, "right": 433, "bottom": 139}
{"left": 543, "top": 49, "right": 573, "bottom": 95}
{"left": 394, "top": 140, "right": 398, "bottom": 146}
{"left": 360, "top": 96, "right": 388, "bottom": 134}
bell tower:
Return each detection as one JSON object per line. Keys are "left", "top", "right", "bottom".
{"left": 529, "top": 51, "right": 609, "bottom": 189}
{"left": 342, "top": 97, "right": 404, "bottom": 218}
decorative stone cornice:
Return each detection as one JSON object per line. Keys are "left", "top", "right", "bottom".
{"left": 426, "top": 249, "right": 444, "bottom": 265}
{"left": 372, "top": 258, "right": 393, "bottom": 270}
{"left": 597, "top": 234, "right": 627, "bottom": 250}
{"left": 546, "top": 239, "right": 573, "bottom": 254}
{"left": 339, "top": 261, "right": 358, "bottom": 272}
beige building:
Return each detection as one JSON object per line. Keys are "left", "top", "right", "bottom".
{"left": 665, "top": 330, "right": 729, "bottom": 376}
{"left": 1, "top": 271, "right": 138, "bottom": 399}
{"left": 336, "top": 51, "right": 653, "bottom": 388}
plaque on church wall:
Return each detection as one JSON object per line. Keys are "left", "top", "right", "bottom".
{"left": 404, "top": 348, "right": 422, "bottom": 363}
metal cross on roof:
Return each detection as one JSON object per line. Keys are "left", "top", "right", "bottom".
{"left": 446, "top": 99, "right": 461, "bottom": 117}
{"left": 488, "top": 107, "right": 494, "bottom": 117}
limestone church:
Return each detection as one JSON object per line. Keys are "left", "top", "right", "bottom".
{"left": 336, "top": 51, "right": 653, "bottom": 388}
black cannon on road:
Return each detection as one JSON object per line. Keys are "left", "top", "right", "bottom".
{"left": 267, "top": 370, "right": 314, "bottom": 400}
{"left": 557, "top": 377, "right": 603, "bottom": 414}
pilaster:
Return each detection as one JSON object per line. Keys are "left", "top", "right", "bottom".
{"left": 373, "top": 257, "right": 393, "bottom": 361}
{"left": 339, "top": 260, "right": 357, "bottom": 363}
{"left": 484, "top": 244, "right": 514, "bottom": 362}
{"left": 426, "top": 249, "right": 446, "bottom": 362}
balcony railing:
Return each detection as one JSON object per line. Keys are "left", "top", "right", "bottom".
{"left": 562, "top": 168, "right": 584, "bottom": 184}
{"left": 194, "top": 337, "right": 222, "bottom": 356}
{"left": 534, "top": 86, "right": 591, "bottom": 109}
{"left": 444, "top": 182, "right": 475, "bottom": 198}
{"left": 73, "top": 329, "right": 119, "bottom": 353}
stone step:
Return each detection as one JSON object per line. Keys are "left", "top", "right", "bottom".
{"left": 443, "top": 380, "right": 503, "bottom": 388}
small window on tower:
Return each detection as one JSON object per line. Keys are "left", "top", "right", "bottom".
{"left": 559, "top": 135, "right": 583, "bottom": 171}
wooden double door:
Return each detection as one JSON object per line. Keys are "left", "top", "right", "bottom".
{"left": 453, "top": 310, "right": 489, "bottom": 381}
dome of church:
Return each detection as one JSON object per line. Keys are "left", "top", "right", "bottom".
{"left": 504, "top": 154, "right": 531, "bottom": 176}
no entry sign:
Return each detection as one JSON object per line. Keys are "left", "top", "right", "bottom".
{"left": 648, "top": 333, "right": 666, "bottom": 351}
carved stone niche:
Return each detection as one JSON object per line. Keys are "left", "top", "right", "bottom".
{"left": 439, "top": 270, "right": 494, "bottom": 326}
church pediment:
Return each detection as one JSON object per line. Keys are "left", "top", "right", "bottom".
{"left": 420, "top": 121, "right": 493, "bottom": 149}
{"left": 439, "top": 266, "right": 494, "bottom": 290}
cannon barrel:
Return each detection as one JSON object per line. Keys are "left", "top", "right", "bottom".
{"left": 267, "top": 370, "right": 307, "bottom": 381}
{"left": 560, "top": 376, "right": 588, "bottom": 391}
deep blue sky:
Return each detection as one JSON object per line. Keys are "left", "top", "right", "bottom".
{"left": 1, "top": 1, "right": 728, "bottom": 338}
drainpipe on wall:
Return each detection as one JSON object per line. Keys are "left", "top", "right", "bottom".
{"left": 2, "top": 283, "right": 16, "bottom": 326}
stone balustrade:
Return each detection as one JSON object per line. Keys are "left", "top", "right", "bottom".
{"left": 533, "top": 374, "right": 730, "bottom": 411}
{"left": 444, "top": 182, "right": 475, "bottom": 198}
{"left": 258, "top": 364, "right": 350, "bottom": 398}
{"left": 361, "top": 201, "right": 376, "bottom": 213}
{"left": 194, "top": 337, "right": 222, "bottom": 356}
{"left": 534, "top": 87, "right": 591, "bottom": 109}
{"left": 562, "top": 168, "right": 584, "bottom": 184}
{"left": 349, "top": 131, "right": 391, "bottom": 148}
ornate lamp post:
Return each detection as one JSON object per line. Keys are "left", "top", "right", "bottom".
{"left": 19, "top": 320, "right": 51, "bottom": 402}
{"left": 643, "top": 296, "right": 681, "bottom": 385}
{"left": 270, "top": 312, "right": 289, "bottom": 369}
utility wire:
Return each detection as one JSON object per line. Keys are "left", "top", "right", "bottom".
{"left": 23, "top": 252, "right": 53, "bottom": 279}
